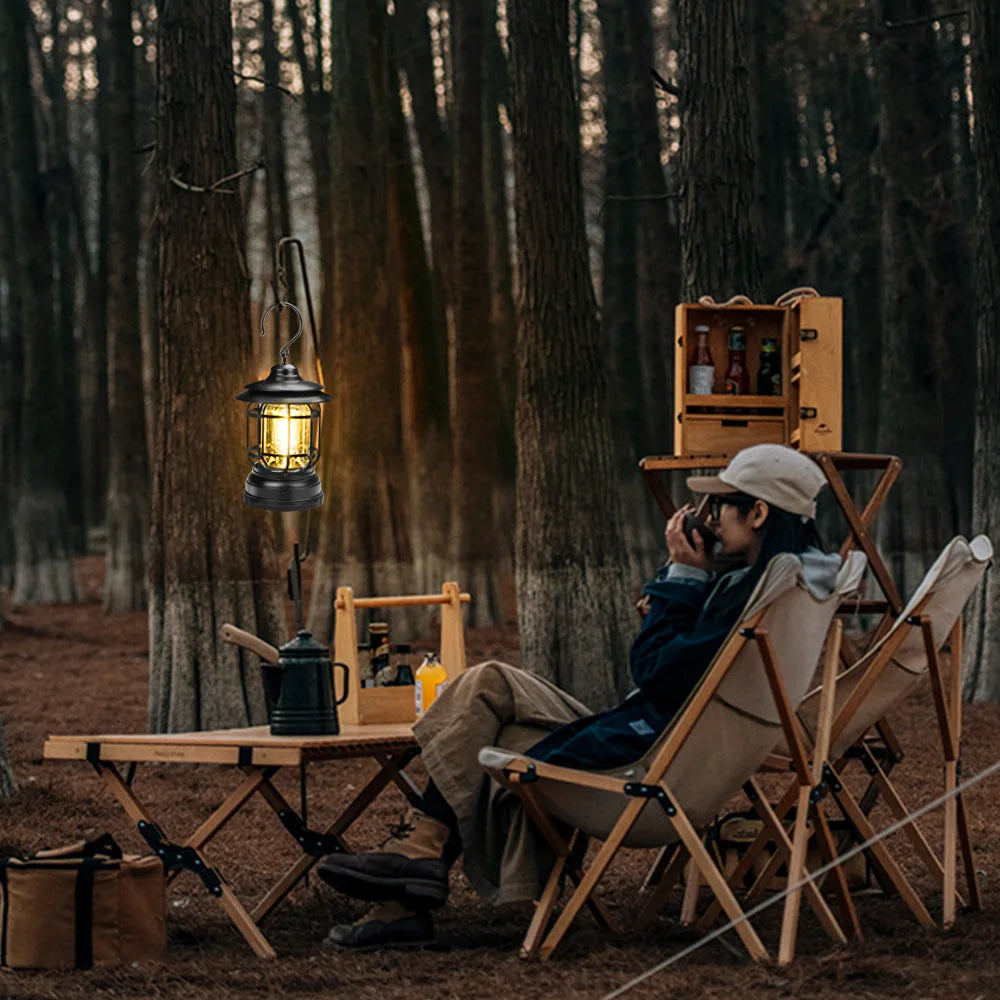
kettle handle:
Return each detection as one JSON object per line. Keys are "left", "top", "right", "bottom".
{"left": 331, "top": 661, "right": 351, "bottom": 705}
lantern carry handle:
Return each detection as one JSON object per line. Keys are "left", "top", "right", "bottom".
{"left": 260, "top": 301, "right": 303, "bottom": 364}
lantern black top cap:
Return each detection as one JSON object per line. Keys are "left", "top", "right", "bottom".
{"left": 237, "top": 299, "right": 332, "bottom": 403}
{"left": 236, "top": 363, "right": 332, "bottom": 403}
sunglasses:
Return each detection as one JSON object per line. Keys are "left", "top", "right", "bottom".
{"left": 708, "top": 493, "right": 757, "bottom": 520}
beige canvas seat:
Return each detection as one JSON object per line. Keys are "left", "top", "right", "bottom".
{"left": 720, "top": 535, "right": 993, "bottom": 933}
{"left": 479, "top": 551, "right": 866, "bottom": 964}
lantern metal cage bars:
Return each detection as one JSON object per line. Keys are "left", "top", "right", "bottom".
{"left": 245, "top": 401, "right": 322, "bottom": 471}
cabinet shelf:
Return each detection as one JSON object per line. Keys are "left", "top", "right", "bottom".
{"left": 683, "top": 393, "right": 787, "bottom": 411}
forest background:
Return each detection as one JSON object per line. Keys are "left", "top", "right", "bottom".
{"left": 0, "top": 0, "right": 998, "bottom": 748}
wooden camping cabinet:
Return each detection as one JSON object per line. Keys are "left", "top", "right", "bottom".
{"left": 333, "top": 582, "right": 469, "bottom": 726}
{"left": 673, "top": 298, "right": 842, "bottom": 457}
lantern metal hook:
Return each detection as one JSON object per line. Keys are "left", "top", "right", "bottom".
{"left": 273, "top": 236, "right": 322, "bottom": 371}
{"left": 260, "top": 301, "right": 303, "bottom": 364}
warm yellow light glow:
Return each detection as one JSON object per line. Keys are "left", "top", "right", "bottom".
{"left": 260, "top": 403, "right": 312, "bottom": 469}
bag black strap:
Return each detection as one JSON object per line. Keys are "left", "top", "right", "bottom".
{"left": 74, "top": 858, "right": 100, "bottom": 969}
{"left": 0, "top": 864, "right": 9, "bottom": 969}
{"left": 80, "top": 833, "right": 122, "bottom": 860}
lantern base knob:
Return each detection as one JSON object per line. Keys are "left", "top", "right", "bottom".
{"left": 243, "top": 465, "right": 324, "bottom": 511}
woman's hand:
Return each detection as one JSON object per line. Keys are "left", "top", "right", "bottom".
{"left": 665, "top": 506, "right": 710, "bottom": 572}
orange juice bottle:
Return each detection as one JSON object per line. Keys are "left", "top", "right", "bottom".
{"left": 415, "top": 653, "right": 448, "bottom": 717}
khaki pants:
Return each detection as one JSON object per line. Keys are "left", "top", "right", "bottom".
{"left": 413, "top": 661, "right": 590, "bottom": 904}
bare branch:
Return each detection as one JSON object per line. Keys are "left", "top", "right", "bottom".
{"left": 650, "top": 68, "right": 680, "bottom": 98}
{"left": 170, "top": 161, "right": 264, "bottom": 195}
{"left": 233, "top": 72, "right": 300, "bottom": 101}
{"left": 884, "top": 8, "right": 967, "bottom": 29}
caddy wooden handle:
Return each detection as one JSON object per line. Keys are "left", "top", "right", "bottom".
{"left": 336, "top": 592, "right": 471, "bottom": 610}
{"left": 219, "top": 623, "right": 280, "bottom": 664}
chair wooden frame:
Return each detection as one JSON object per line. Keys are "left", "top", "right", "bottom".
{"left": 482, "top": 613, "right": 851, "bottom": 965}
{"left": 708, "top": 601, "right": 984, "bottom": 937}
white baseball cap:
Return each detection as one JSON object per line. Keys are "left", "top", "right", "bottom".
{"left": 686, "top": 444, "right": 827, "bottom": 519}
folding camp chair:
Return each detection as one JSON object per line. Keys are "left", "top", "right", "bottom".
{"left": 715, "top": 535, "right": 993, "bottom": 934}
{"left": 479, "top": 551, "right": 867, "bottom": 963}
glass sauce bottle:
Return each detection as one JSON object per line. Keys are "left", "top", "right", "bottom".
{"left": 723, "top": 328, "right": 749, "bottom": 395}
{"left": 687, "top": 325, "right": 715, "bottom": 395}
{"left": 756, "top": 337, "right": 781, "bottom": 396}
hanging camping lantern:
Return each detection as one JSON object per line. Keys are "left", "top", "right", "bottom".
{"left": 237, "top": 302, "right": 331, "bottom": 511}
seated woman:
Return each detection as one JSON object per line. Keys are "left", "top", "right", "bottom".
{"left": 318, "top": 444, "right": 839, "bottom": 948}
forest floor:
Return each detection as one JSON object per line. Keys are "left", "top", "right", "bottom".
{"left": 1, "top": 556, "right": 1000, "bottom": 1000}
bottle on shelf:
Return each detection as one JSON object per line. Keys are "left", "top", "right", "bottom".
{"left": 365, "top": 621, "right": 389, "bottom": 688}
{"left": 723, "top": 327, "right": 749, "bottom": 395}
{"left": 687, "top": 324, "right": 715, "bottom": 395}
{"left": 756, "top": 337, "right": 782, "bottom": 396}
{"left": 415, "top": 653, "right": 448, "bottom": 717}
{"left": 394, "top": 643, "right": 415, "bottom": 686}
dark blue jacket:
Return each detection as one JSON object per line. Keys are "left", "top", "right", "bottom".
{"left": 526, "top": 567, "right": 739, "bottom": 770}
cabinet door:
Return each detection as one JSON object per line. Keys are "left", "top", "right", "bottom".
{"left": 793, "top": 297, "right": 842, "bottom": 451}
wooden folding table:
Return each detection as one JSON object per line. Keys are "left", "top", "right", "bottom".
{"left": 43, "top": 724, "right": 420, "bottom": 959}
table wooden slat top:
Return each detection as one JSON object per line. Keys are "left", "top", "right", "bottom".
{"left": 43, "top": 723, "right": 418, "bottom": 767}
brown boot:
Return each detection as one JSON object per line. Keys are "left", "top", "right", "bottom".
{"left": 325, "top": 900, "right": 435, "bottom": 950}
{"left": 317, "top": 811, "right": 452, "bottom": 909}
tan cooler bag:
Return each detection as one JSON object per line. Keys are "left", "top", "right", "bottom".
{"left": 0, "top": 834, "right": 166, "bottom": 969}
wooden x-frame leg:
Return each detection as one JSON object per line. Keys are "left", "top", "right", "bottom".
{"left": 94, "top": 761, "right": 279, "bottom": 959}
{"left": 492, "top": 772, "right": 615, "bottom": 959}
{"left": 810, "top": 452, "right": 903, "bottom": 644}
{"left": 743, "top": 616, "right": 982, "bottom": 935}
{"left": 921, "top": 616, "right": 982, "bottom": 924}
{"left": 92, "top": 748, "right": 420, "bottom": 959}
{"left": 250, "top": 748, "right": 420, "bottom": 922}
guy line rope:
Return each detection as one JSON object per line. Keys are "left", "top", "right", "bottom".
{"left": 598, "top": 754, "right": 1000, "bottom": 1000}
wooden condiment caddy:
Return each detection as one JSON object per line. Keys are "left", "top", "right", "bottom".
{"left": 333, "top": 582, "right": 469, "bottom": 725}
{"left": 673, "top": 297, "right": 842, "bottom": 457}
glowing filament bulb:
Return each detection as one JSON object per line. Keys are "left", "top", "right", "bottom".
{"left": 260, "top": 403, "right": 312, "bottom": 469}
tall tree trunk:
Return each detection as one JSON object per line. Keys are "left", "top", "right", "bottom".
{"left": 484, "top": 14, "right": 516, "bottom": 420}
{"left": 836, "top": 32, "right": 881, "bottom": 454}
{"left": 626, "top": 0, "right": 678, "bottom": 455}
{"left": 874, "top": 3, "right": 954, "bottom": 592}
{"left": 0, "top": 714, "right": 15, "bottom": 803}
{"left": 450, "top": 0, "right": 504, "bottom": 625}
{"left": 597, "top": 0, "right": 642, "bottom": 457}
{"left": 0, "top": 97, "right": 20, "bottom": 591}
{"left": 933, "top": 20, "right": 976, "bottom": 534}
{"left": 45, "top": 0, "right": 85, "bottom": 552}
{"left": 963, "top": 0, "right": 1000, "bottom": 701}
{"left": 309, "top": 0, "right": 413, "bottom": 642}
{"left": 149, "top": 0, "right": 284, "bottom": 733}
{"left": 751, "top": 0, "right": 794, "bottom": 292}
{"left": 86, "top": 0, "right": 111, "bottom": 539}
{"left": 596, "top": 0, "right": 664, "bottom": 581}
{"left": 104, "top": 0, "right": 148, "bottom": 612}
{"left": 483, "top": 11, "right": 516, "bottom": 621}
{"left": 0, "top": 0, "right": 77, "bottom": 605}
{"left": 387, "top": 37, "right": 451, "bottom": 594}
{"left": 677, "top": 0, "right": 763, "bottom": 301}
{"left": 508, "top": 0, "right": 634, "bottom": 708}
{"left": 137, "top": 22, "right": 159, "bottom": 468}
{"left": 286, "top": 0, "right": 335, "bottom": 353}
{"left": 261, "top": 0, "right": 295, "bottom": 304}
{"left": 395, "top": 0, "right": 454, "bottom": 304}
